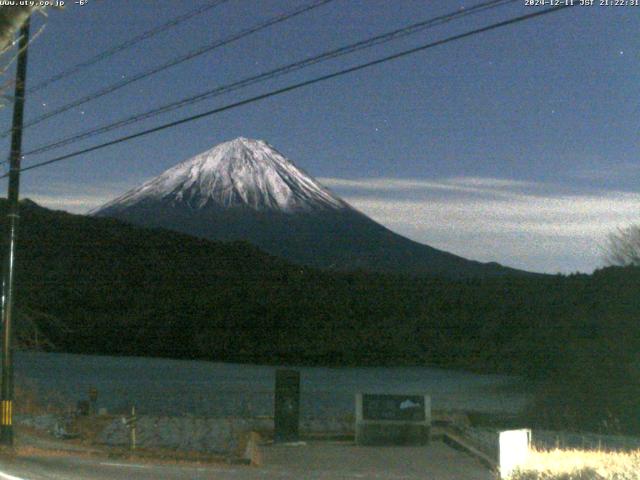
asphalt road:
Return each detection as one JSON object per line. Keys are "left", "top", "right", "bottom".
{"left": 0, "top": 441, "right": 494, "bottom": 480}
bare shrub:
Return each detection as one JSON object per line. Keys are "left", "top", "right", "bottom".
{"left": 509, "top": 448, "right": 640, "bottom": 480}
{"left": 0, "top": 6, "right": 56, "bottom": 109}
{"left": 0, "top": 6, "right": 35, "bottom": 54}
{"left": 603, "top": 225, "right": 640, "bottom": 267}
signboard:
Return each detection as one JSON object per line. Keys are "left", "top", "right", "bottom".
{"left": 362, "top": 394, "right": 426, "bottom": 421}
{"left": 355, "top": 393, "right": 431, "bottom": 446}
{"left": 274, "top": 369, "right": 300, "bottom": 442}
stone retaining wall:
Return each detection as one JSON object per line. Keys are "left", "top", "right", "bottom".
{"left": 15, "top": 412, "right": 354, "bottom": 454}
{"left": 98, "top": 416, "right": 272, "bottom": 453}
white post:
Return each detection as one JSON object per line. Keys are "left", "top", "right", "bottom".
{"left": 499, "top": 429, "right": 531, "bottom": 479}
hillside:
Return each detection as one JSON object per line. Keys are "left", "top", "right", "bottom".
{"left": 0, "top": 198, "right": 550, "bottom": 366}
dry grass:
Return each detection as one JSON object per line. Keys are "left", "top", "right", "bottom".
{"left": 510, "top": 448, "right": 640, "bottom": 480}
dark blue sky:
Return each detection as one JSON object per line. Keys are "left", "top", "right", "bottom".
{"left": 1, "top": 0, "right": 638, "bottom": 273}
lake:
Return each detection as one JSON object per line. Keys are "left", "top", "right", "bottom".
{"left": 14, "top": 351, "right": 529, "bottom": 418}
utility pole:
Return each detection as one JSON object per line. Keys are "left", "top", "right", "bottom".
{"left": 1, "top": 19, "right": 30, "bottom": 447}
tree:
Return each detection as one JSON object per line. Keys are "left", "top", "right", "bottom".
{"left": 604, "top": 225, "right": 640, "bottom": 266}
{"left": 0, "top": 6, "right": 38, "bottom": 54}
{"left": 0, "top": 5, "right": 61, "bottom": 109}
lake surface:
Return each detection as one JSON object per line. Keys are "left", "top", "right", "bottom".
{"left": 14, "top": 351, "right": 529, "bottom": 418}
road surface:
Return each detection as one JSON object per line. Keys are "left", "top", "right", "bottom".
{"left": 0, "top": 441, "right": 494, "bottom": 479}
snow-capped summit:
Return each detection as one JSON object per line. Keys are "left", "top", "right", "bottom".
{"left": 93, "top": 137, "right": 526, "bottom": 277}
{"left": 96, "top": 137, "right": 348, "bottom": 214}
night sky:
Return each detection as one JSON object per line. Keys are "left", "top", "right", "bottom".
{"left": 0, "top": 0, "right": 638, "bottom": 274}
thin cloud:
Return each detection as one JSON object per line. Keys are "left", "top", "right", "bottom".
{"left": 570, "top": 160, "right": 640, "bottom": 182}
{"left": 336, "top": 183, "right": 640, "bottom": 273}
{"left": 348, "top": 194, "right": 640, "bottom": 236}
{"left": 319, "top": 176, "right": 536, "bottom": 197}
{"left": 24, "top": 181, "right": 138, "bottom": 214}
{"left": 27, "top": 194, "right": 113, "bottom": 213}
{"left": 23, "top": 175, "right": 640, "bottom": 273}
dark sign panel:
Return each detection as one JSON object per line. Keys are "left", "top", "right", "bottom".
{"left": 362, "top": 394, "right": 425, "bottom": 421}
{"left": 274, "top": 369, "right": 300, "bottom": 442}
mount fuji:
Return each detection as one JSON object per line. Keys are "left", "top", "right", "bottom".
{"left": 92, "top": 137, "right": 524, "bottom": 277}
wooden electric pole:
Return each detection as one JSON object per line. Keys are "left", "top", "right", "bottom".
{"left": 1, "top": 18, "right": 30, "bottom": 447}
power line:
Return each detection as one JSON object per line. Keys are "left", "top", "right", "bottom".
{"left": 24, "top": 0, "right": 516, "bottom": 158}
{"left": 26, "top": 0, "right": 231, "bottom": 94}
{"left": 2, "top": 0, "right": 334, "bottom": 139}
{"left": 3, "top": 4, "right": 574, "bottom": 180}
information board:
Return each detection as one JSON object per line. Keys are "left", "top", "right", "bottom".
{"left": 362, "top": 394, "right": 426, "bottom": 421}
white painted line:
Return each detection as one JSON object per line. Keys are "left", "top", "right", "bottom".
{"left": 99, "top": 462, "right": 150, "bottom": 469}
{"left": 0, "top": 469, "right": 28, "bottom": 480}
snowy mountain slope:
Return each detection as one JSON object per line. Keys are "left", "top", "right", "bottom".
{"left": 92, "top": 137, "right": 529, "bottom": 277}
{"left": 95, "top": 138, "right": 348, "bottom": 214}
